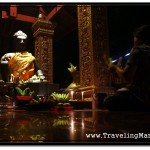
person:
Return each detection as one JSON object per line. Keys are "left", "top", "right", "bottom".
{"left": 0, "top": 30, "right": 45, "bottom": 83}
{"left": 104, "top": 25, "right": 150, "bottom": 111}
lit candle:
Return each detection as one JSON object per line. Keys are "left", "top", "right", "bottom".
{"left": 81, "top": 91, "right": 84, "bottom": 101}
{"left": 70, "top": 90, "right": 74, "bottom": 100}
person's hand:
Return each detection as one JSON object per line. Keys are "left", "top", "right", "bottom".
{"left": 108, "top": 58, "right": 116, "bottom": 71}
{"left": 116, "top": 57, "right": 123, "bottom": 68}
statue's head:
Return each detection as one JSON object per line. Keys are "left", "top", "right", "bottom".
{"left": 13, "top": 30, "right": 27, "bottom": 52}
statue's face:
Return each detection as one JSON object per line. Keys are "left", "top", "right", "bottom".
{"left": 14, "top": 37, "right": 27, "bottom": 52}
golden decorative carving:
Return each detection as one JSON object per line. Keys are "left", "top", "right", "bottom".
{"left": 32, "top": 19, "right": 55, "bottom": 37}
{"left": 77, "top": 5, "right": 111, "bottom": 94}
{"left": 67, "top": 63, "right": 80, "bottom": 89}
{"left": 77, "top": 5, "right": 94, "bottom": 87}
{"left": 32, "top": 19, "right": 55, "bottom": 83}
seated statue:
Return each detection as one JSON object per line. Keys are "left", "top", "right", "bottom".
{"left": 1, "top": 30, "right": 45, "bottom": 83}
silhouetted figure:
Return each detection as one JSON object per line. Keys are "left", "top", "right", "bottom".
{"left": 104, "top": 25, "right": 150, "bottom": 111}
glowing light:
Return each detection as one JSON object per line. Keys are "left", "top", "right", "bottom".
{"left": 81, "top": 91, "right": 84, "bottom": 101}
{"left": 70, "top": 119, "right": 74, "bottom": 132}
{"left": 124, "top": 53, "right": 130, "bottom": 57}
{"left": 82, "top": 120, "right": 85, "bottom": 129}
{"left": 70, "top": 90, "right": 74, "bottom": 100}
{"left": 112, "top": 52, "right": 130, "bottom": 63}
{"left": 112, "top": 59, "right": 118, "bottom": 63}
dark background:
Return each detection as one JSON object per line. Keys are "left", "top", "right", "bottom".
{"left": 1, "top": 4, "right": 150, "bottom": 88}
{"left": 108, "top": 5, "right": 150, "bottom": 59}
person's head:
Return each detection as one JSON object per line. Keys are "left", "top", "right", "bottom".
{"left": 133, "top": 25, "right": 150, "bottom": 46}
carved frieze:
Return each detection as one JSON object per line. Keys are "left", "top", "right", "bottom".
{"left": 77, "top": 5, "right": 111, "bottom": 91}
{"left": 77, "top": 5, "right": 94, "bottom": 87}
{"left": 32, "top": 19, "right": 55, "bottom": 83}
{"left": 40, "top": 35, "right": 53, "bottom": 82}
{"left": 32, "top": 19, "right": 55, "bottom": 37}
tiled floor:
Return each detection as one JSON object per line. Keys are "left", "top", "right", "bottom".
{"left": 0, "top": 109, "right": 150, "bottom": 144}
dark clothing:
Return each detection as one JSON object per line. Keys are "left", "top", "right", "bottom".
{"left": 104, "top": 91, "right": 148, "bottom": 111}
{"left": 127, "top": 45, "right": 150, "bottom": 104}
{"left": 104, "top": 45, "right": 150, "bottom": 111}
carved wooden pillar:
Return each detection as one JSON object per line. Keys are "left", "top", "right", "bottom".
{"left": 77, "top": 5, "right": 111, "bottom": 93}
{"left": 32, "top": 19, "right": 55, "bottom": 83}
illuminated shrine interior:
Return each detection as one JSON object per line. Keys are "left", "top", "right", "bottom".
{"left": 0, "top": 3, "right": 150, "bottom": 144}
